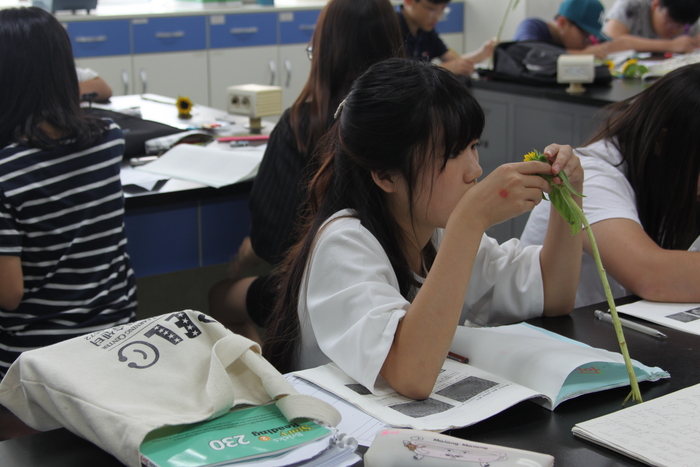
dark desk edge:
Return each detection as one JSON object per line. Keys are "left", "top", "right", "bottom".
{"left": 470, "top": 76, "right": 647, "bottom": 108}
{"left": 124, "top": 179, "right": 253, "bottom": 210}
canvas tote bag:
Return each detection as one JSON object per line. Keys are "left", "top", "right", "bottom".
{"left": 0, "top": 310, "right": 341, "bottom": 467}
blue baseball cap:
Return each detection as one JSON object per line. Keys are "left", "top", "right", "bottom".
{"left": 558, "top": 0, "right": 609, "bottom": 41}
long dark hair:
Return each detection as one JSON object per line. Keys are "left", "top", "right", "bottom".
{"left": 289, "top": 0, "right": 404, "bottom": 156}
{"left": 586, "top": 63, "right": 700, "bottom": 250}
{"left": 0, "top": 7, "right": 108, "bottom": 149}
{"left": 264, "top": 58, "right": 485, "bottom": 373}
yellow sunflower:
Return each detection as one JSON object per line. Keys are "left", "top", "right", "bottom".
{"left": 176, "top": 96, "right": 193, "bottom": 118}
{"left": 523, "top": 150, "right": 545, "bottom": 162}
{"left": 621, "top": 58, "right": 638, "bottom": 75}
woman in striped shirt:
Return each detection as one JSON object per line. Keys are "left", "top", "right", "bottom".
{"left": 0, "top": 7, "right": 137, "bottom": 377}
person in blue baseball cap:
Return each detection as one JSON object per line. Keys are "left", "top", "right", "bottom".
{"left": 559, "top": 0, "right": 609, "bottom": 42}
{"left": 513, "top": 0, "right": 629, "bottom": 59}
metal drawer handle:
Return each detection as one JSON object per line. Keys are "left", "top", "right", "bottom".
{"left": 122, "top": 69, "right": 129, "bottom": 95}
{"left": 284, "top": 58, "right": 291, "bottom": 88}
{"left": 140, "top": 68, "right": 147, "bottom": 94}
{"left": 230, "top": 27, "right": 259, "bottom": 34}
{"left": 298, "top": 24, "right": 315, "bottom": 31}
{"left": 75, "top": 35, "right": 107, "bottom": 43}
{"left": 155, "top": 31, "right": 185, "bottom": 39}
{"left": 269, "top": 59, "right": 276, "bottom": 86}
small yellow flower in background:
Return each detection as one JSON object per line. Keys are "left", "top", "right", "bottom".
{"left": 604, "top": 60, "right": 615, "bottom": 72}
{"left": 176, "top": 96, "right": 193, "bottom": 119}
{"left": 621, "top": 58, "right": 637, "bottom": 74}
{"left": 620, "top": 58, "right": 648, "bottom": 78}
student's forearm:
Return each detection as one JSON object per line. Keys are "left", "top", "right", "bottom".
{"left": 461, "top": 38, "right": 497, "bottom": 63}
{"left": 462, "top": 49, "right": 492, "bottom": 63}
{"left": 591, "top": 229, "right": 700, "bottom": 303}
{"left": 381, "top": 220, "right": 484, "bottom": 399}
{"left": 0, "top": 256, "right": 24, "bottom": 310}
{"left": 615, "top": 34, "right": 689, "bottom": 53}
{"left": 539, "top": 195, "right": 582, "bottom": 316}
{"left": 626, "top": 251, "right": 700, "bottom": 302}
{"left": 79, "top": 77, "right": 112, "bottom": 101}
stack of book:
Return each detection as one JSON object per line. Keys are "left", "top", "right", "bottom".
{"left": 140, "top": 403, "right": 358, "bottom": 467}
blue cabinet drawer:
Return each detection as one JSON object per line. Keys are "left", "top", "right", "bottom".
{"left": 64, "top": 19, "right": 131, "bottom": 58}
{"left": 436, "top": 2, "right": 463, "bottom": 34}
{"left": 132, "top": 16, "right": 207, "bottom": 54}
{"left": 124, "top": 202, "right": 200, "bottom": 277}
{"left": 200, "top": 195, "right": 250, "bottom": 267}
{"left": 279, "top": 9, "right": 319, "bottom": 45}
{"left": 209, "top": 12, "right": 277, "bottom": 49}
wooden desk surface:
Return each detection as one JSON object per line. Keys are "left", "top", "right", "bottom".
{"left": 1, "top": 297, "right": 694, "bottom": 466}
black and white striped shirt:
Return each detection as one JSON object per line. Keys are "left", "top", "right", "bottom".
{"left": 0, "top": 122, "right": 137, "bottom": 376}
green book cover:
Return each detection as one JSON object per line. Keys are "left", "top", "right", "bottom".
{"left": 140, "top": 404, "right": 331, "bottom": 467}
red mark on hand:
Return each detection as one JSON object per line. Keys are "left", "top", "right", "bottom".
{"left": 498, "top": 189, "right": 509, "bottom": 198}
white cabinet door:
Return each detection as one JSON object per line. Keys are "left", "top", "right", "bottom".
{"left": 75, "top": 56, "right": 132, "bottom": 96}
{"left": 208, "top": 45, "right": 279, "bottom": 111}
{"left": 132, "top": 51, "right": 209, "bottom": 106}
{"left": 131, "top": 15, "right": 209, "bottom": 105}
{"left": 278, "top": 43, "right": 311, "bottom": 110}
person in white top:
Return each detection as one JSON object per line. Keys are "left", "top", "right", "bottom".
{"left": 263, "top": 58, "right": 583, "bottom": 400}
{"left": 521, "top": 63, "right": 700, "bottom": 308}
{"left": 603, "top": 0, "right": 700, "bottom": 53}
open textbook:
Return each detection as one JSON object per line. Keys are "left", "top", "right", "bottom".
{"left": 293, "top": 323, "right": 669, "bottom": 431}
{"left": 641, "top": 50, "right": 700, "bottom": 82}
{"left": 573, "top": 383, "right": 700, "bottom": 467}
{"left": 616, "top": 301, "right": 700, "bottom": 336}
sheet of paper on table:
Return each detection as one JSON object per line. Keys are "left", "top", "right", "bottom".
{"left": 135, "top": 143, "right": 265, "bottom": 188}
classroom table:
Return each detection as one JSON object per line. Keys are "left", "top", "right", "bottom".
{"left": 95, "top": 94, "right": 271, "bottom": 278}
{"left": 472, "top": 71, "right": 647, "bottom": 107}
{"left": 0, "top": 296, "right": 695, "bottom": 466}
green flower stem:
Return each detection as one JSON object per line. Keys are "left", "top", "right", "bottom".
{"left": 496, "top": 0, "right": 518, "bottom": 43}
{"left": 561, "top": 190, "right": 643, "bottom": 405}
{"left": 490, "top": 0, "right": 520, "bottom": 68}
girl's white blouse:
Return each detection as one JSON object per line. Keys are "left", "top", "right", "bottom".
{"left": 297, "top": 209, "right": 544, "bottom": 393}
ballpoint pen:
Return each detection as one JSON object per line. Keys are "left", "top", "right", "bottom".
{"left": 594, "top": 309, "right": 667, "bottom": 339}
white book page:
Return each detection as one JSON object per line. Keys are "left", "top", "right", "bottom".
{"left": 294, "top": 360, "right": 545, "bottom": 431}
{"left": 617, "top": 301, "right": 700, "bottom": 336}
{"left": 135, "top": 144, "right": 264, "bottom": 188}
{"left": 449, "top": 323, "right": 666, "bottom": 407}
{"left": 294, "top": 324, "right": 668, "bottom": 431}
{"left": 573, "top": 383, "right": 700, "bottom": 467}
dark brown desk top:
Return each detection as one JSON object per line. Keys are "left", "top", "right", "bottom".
{"left": 1, "top": 297, "right": 694, "bottom": 466}
{"left": 450, "top": 296, "right": 694, "bottom": 466}
{"left": 471, "top": 75, "right": 647, "bottom": 108}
